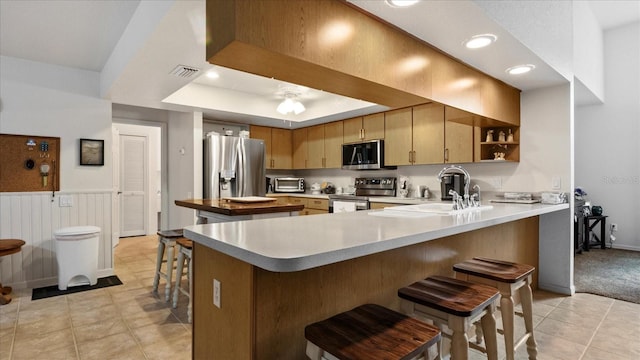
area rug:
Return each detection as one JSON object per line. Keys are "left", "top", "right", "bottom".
{"left": 31, "top": 275, "right": 122, "bottom": 300}
{"left": 574, "top": 248, "right": 640, "bottom": 304}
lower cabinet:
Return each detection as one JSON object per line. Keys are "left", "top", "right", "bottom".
{"left": 288, "top": 197, "right": 328, "bottom": 215}
{"left": 369, "top": 202, "right": 401, "bottom": 210}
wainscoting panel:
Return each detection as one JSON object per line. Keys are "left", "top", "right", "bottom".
{"left": 0, "top": 191, "right": 113, "bottom": 288}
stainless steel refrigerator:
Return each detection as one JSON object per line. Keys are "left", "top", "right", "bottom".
{"left": 203, "top": 133, "right": 266, "bottom": 199}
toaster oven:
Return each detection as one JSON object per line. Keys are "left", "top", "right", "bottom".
{"left": 274, "top": 177, "right": 305, "bottom": 193}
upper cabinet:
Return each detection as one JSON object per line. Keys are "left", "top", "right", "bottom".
{"left": 385, "top": 106, "right": 446, "bottom": 166}
{"left": 250, "top": 125, "right": 292, "bottom": 169}
{"left": 298, "top": 122, "right": 344, "bottom": 169}
{"left": 343, "top": 113, "right": 384, "bottom": 143}
{"left": 444, "top": 107, "right": 474, "bottom": 163}
{"left": 413, "top": 103, "right": 446, "bottom": 165}
{"left": 480, "top": 74, "right": 521, "bottom": 126}
{"left": 292, "top": 128, "right": 308, "bottom": 169}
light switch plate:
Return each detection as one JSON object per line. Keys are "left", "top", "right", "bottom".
{"left": 551, "top": 176, "right": 561, "bottom": 190}
{"left": 59, "top": 195, "right": 73, "bottom": 207}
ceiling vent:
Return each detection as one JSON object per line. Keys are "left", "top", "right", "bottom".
{"left": 169, "top": 65, "right": 200, "bottom": 78}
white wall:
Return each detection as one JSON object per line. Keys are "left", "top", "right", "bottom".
{"left": 0, "top": 56, "right": 114, "bottom": 288}
{"left": 0, "top": 56, "right": 113, "bottom": 190}
{"left": 573, "top": 1, "right": 604, "bottom": 104}
{"left": 575, "top": 22, "right": 640, "bottom": 251}
{"left": 168, "top": 111, "right": 203, "bottom": 229}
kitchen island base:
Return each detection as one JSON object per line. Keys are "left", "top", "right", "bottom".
{"left": 192, "top": 216, "right": 539, "bottom": 359}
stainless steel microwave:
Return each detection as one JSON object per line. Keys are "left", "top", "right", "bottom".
{"left": 274, "top": 177, "right": 305, "bottom": 193}
{"left": 342, "top": 139, "right": 394, "bottom": 170}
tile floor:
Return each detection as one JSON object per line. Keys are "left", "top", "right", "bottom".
{"left": 1, "top": 235, "right": 639, "bottom": 359}
{"left": 0, "top": 235, "right": 191, "bottom": 360}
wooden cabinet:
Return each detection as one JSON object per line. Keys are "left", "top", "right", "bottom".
{"left": 444, "top": 107, "right": 474, "bottom": 163}
{"left": 475, "top": 126, "right": 520, "bottom": 162}
{"left": 412, "top": 103, "right": 445, "bottom": 165}
{"left": 292, "top": 128, "right": 307, "bottom": 169}
{"left": 294, "top": 122, "right": 343, "bottom": 169}
{"left": 343, "top": 113, "right": 384, "bottom": 143}
{"left": 370, "top": 202, "right": 400, "bottom": 210}
{"left": 480, "top": 74, "right": 521, "bottom": 125}
{"left": 250, "top": 125, "right": 292, "bottom": 169}
{"left": 288, "top": 197, "right": 328, "bottom": 215}
{"left": 385, "top": 104, "right": 446, "bottom": 166}
{"left": 384, "top": 108, "right": 413, "bottom": 166}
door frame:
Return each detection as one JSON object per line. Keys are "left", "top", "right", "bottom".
{"left": 111, "top": 119, "right": 167, "bottom": 242}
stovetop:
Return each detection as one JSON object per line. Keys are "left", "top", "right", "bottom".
{"left": 354, "top": 177, "right": 396, "bottom": 197}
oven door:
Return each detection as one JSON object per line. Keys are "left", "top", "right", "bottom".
{"left": 328, "top": 195, "right": 370, "bottom": 213}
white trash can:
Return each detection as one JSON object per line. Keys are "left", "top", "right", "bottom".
{"left": 54, "top": 226, "right": 101, "bottom": 290}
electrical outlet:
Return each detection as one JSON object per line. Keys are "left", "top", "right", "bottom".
{"left": 551, "top": 176, "right": 561, "bottom": 190}
{"left": 611, "top": 223, "right": 618, "bottom": 232}
{"left": 491, "top": 177, "right": 502, "bottom": 190}
{"left": 213, "top": 279, "right": 221, "bottom": 308}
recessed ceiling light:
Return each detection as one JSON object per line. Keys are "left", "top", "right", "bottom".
{"left": 463, "top": 34, "right": 497, "bottom": 49}
{"left": 206, "top": 71, "right": 220, "bottom": 79}
{"left": 506, "top": 64, "right": 535, "bottom": 75}
{"left": 385, "top": 0, "right": 420, "bottom": 8}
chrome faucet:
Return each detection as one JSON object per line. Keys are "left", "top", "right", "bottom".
{"left": 437, "top": 165, "right": 476, "bottom": 208}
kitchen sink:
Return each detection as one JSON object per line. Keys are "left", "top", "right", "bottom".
{"left": 383, "top": 203, "right": 493, "bottom": 215}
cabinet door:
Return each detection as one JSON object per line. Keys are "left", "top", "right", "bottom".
{"left": 292, "top": 128, "right": 308, "bottom": 169}
{"left": 307, "top": 125, "right": 324, "bottom": 169}
{"left": 444, "top": 109, "right": 473, "bottom": 164}
{"left": 343, "top": 116, "right": 363, "bottom": 143}
{"left": 384, "top": 108, "right": 413, "bottom": 166}
{"left": 362, "top": 113, "right": 385, "bottom": 140}
{"left": 250, "top": 125, "right": 273, "bottom": 168}
{"left": 324, "top": 121, "right": 343, "bottom": 168}
{"left": 271, "top": 128, "right": 292, "bottom": 169}
{"left": 412, "top": 103, "right": 445, "bottom": 165}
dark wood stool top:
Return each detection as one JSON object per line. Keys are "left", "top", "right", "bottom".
{"left": 453, "top": 257, "right": 534, "bottom": 283}
{"left": 176, "top": 238, "right": 193, "bottom": 249}
{"left": 0, "top": 239, "right": 26, "bottom": 257}
{"left": 157, "top": 229, "right": 184, "bottom": 239}
{"left": 305, "top": 303, "right": 441, "bottom": 360}
{"left": 398, "top": 275, "right": 500, "bottom": 318}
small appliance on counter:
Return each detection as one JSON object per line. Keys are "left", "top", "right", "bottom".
{"left": 274, "top": 177, "right": 305, "bottom": 193}
{"left": 440, "top": 173, "right": 465, "bottom": 201}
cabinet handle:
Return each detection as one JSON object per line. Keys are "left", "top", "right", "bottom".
{"left": 360, "top": 128, "right": 364, "bottom": 140}
{"left": 412, "top": 151, "right": 416, "bottom": 163}
{"left": 270, "top": 159, "right": 275, "bottom": 168}
{"left": 444, "top": 148, "right": 449, "bottom": 162}
{"left": 408, "top": 151, "right": 412, "bottom": 163}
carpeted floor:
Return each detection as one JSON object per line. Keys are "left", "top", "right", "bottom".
{"left": 574, "top": 248, "right": 640, "bottom": 304}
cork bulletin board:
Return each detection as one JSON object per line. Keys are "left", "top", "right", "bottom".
{"left": 0, "top": 133, "right": 61, "bottom": 192}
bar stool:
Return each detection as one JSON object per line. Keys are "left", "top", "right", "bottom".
{"left": 0, "top": 239, "right": 26, "bottom": 305}
{"left": 172, "top": 238, "right": 192, "bottom": 323}
{"left": 152, "top": 229, "right": 183, "bottom": 301}
{"left": 305, "top": 303, "right": 441, "bottom": 360}
{"left": 398, "top": 276, "right": 500, "bottom": 360}
{"left": 453, "top": 257, "right": 536, "bottom": 360}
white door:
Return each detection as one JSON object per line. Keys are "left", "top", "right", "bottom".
{"left": 120, "top": 134, "right": 147, "bottom": 237}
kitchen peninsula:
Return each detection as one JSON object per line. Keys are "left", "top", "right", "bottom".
{"left": 184, "top": 202, "right": 569, "bottom": 359}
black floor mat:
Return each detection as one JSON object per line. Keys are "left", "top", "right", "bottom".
{"left": 31, "top": 275, "right": 122, "bottom": 300}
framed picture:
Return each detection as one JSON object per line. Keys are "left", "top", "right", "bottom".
{"left": 79, "top": 139, "right": 104, "bottom": 166}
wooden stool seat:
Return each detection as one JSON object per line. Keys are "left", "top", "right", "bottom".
{"left": 172, "top": 237, "right": 193, "bottom": 323}
{"left": 156, "top": 229, "right": 184, "bottom": 239}
{"left": 0, "top": 239, "right": 26, "bottom": 305}
{"left": 398, "top": 276, "right": 500, "bottom": 360}
{"left": 305, "top": 303, "right": 441, "bottom": 360}
{"left": 453, "top": 258, "right": 537, "bottom": 360}
{"left": 153, "top": 229, "right": 185, "bottom": 301}
{"left": 453, "top": 257, "right": 534, "bottom": 283}
{"left": 0, "top": 239, "right": 26, "bottom": 257}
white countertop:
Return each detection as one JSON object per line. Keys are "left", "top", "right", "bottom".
{"left": 184, "top": 202, "right": 569, "bottom": 273}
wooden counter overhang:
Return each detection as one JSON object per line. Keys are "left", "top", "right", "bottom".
{"left": 175, "top": 198, "right": 304, "bottom": 216}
